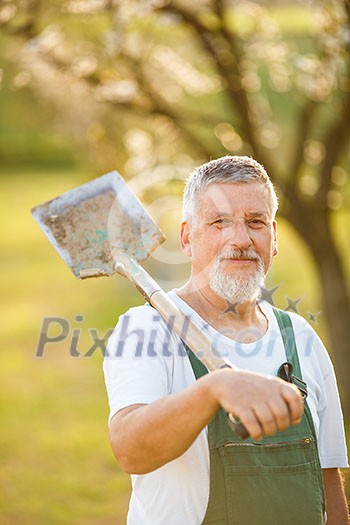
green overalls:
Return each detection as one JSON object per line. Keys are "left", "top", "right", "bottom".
{"left": 186, "top": 308, "right": 325, "bottom": 525}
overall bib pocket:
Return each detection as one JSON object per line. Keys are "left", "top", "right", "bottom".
{"left": 222, "top": 439, "right": 324, "bottom": 525}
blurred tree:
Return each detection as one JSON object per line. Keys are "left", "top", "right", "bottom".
{"left": 1, "top": 0, "right": 349, "bottom": 414}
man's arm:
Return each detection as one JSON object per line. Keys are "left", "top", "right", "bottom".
{"left": 110, "top": 367, "right": 303, "bottom": 474}
{"left": 322, "top": 468, "right": 349, "bottom": 524}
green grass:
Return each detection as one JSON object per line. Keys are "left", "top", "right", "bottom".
{"left": 0, "top": 169, "right": 348, "bottom": 523}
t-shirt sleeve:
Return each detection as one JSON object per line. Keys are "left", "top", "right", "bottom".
{"left": 103, "top": 305, "right": 175, "bottom": 425}
{"left": 292, "top": 315, "right": 349, "bottom": 469}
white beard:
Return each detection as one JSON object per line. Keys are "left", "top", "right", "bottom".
{"left": 210, "top": 249, "right": 265, "bottom": 304}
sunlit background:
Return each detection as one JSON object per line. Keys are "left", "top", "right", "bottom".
{"left": 1, "top": 0, "right": 349, "bottom": 522}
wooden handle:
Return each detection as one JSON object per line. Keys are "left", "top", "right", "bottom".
{"left": 150, "top": 290, "right": 230, "bottom": 371}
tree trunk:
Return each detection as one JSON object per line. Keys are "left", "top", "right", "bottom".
{"left": 287, "top": 205, "right": 350, "bottom": 418}
{"left": 308, "top": 231, "right": 350, "bottom": 419}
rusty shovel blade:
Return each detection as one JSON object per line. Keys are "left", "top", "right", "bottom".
{"left": 31, "top": 171, "right": 166, "bottom": 278}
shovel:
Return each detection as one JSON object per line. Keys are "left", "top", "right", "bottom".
{"left": 31, "top": 170, "right": 248, "bottom": 439}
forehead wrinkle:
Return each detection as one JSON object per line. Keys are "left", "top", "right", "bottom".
{"left": 194, "top": 182, "right": 274, "bottom": 222}
{"left": 246, "top": 211, "right": 270, "bottom": 218}
{"left": 205, "top": 210, "right": 270, "bottom": 220}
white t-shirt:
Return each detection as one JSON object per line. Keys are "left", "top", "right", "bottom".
{"left": 103, "top": 292, "right": 348, "bottom": 525}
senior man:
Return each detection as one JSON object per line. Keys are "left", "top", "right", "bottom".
{"left": 103, "top": 156, "right": 348, "bottom": 524}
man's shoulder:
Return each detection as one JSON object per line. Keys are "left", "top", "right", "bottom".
{"left": 266, "top": 304, "right": 333, "bottom": 370}
{"left": 263, "top": 302, "right": 316, "bottom": 335}
{"left": 115, "top": 302, "right": 166, "bottom": 328}
{"left": 121, "top": 302, "right": 155, "bottom": 318}
{"left": 116, "top": 290, "right": 183, "bottom": 325}
{"left": 262, "top": 302, "right": 323, "bottom": 352}
{"left": 112, "top": 296, "right": 183, "bottom": 339}
{"left": 280, "top": 309, "right": 317, "bottom": 337}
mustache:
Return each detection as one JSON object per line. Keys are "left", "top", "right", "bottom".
{"left": 218, "top": 249, "right": 261, "bottom": 261}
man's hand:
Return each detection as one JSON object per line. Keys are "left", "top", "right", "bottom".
{"left": 208, "top": 368, "right": 304, "bottom": 440}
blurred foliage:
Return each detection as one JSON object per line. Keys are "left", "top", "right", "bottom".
{"left": 0, "top": 63, "right": 72, "bottom": 168}
{"left": 0, "top": 1, "right": 348, "bottom": 179}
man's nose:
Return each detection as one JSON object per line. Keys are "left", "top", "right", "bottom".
{"left": 227, "top": 220, "right": 252, "bottom": 249}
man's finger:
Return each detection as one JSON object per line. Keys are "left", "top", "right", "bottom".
{"left": 239, "top": 408, "right": 264, "bottom": 441}
{"left": 267, "top": 398, "right": 291, "bottom": 432}
{"left": 253, "top": 403, "right": 278, "bottom": 437}
{"left": 280, "top": 383, "right": 304, "bottom": 424}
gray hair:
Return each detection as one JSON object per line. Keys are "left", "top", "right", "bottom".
{"left": 182, "top": 155, "right": 278, "bottom": 222}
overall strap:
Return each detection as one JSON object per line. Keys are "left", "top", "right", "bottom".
{"left": 272, "top": 307, "right": 318, "bottom": 442}
{"left": 273, "top": 307, "right": 303, "bottom": 379}
{"left": 186, "top": 344, "right": 208, "bottom": 379}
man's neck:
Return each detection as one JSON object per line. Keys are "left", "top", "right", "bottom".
{"left": 176, "top": 280, "right": 268, "bottom": 343}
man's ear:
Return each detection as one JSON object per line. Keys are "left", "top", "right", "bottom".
{"left": 273, "top": 221, "right": 278, "bottom": 256}
{"left": 180, "top": 221, "right": 192, "bottom": 257}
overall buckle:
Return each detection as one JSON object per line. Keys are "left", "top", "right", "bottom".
{"left": 277, "top": 362, "right": 308, "bottom": 399}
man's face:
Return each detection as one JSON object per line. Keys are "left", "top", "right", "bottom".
{"left": 180, "top": 182, "right": 278, "bottom": 301}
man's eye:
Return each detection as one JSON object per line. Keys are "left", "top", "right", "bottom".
{"left": 212, "top": 219, "right": 229, "bottom": 226}
{"left": 248, "top": 219, "right": 265, "bottom": 227}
